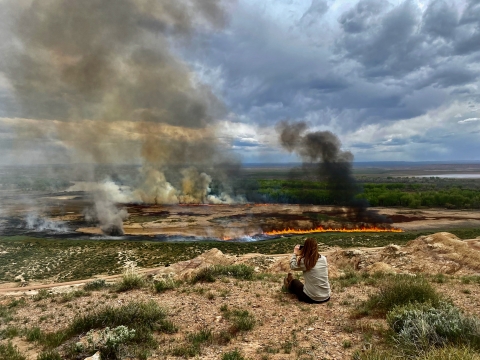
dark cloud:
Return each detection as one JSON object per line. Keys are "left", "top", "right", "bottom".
{"left": 188, "top": 0, "right": 480, "bottom": 138}
{"left": 338, "top": 0, "right": 390, "bottom": 34}
{"left": 422, "top": 0, "right": 459, "bottom": 39}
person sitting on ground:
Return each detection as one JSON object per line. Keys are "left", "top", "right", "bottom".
{"left": 284, "top": 237, "right": 331, "bottom": 303}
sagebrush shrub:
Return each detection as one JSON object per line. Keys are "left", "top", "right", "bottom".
{"left": 387, "top": 301, "right": 480, "bottom": 354}
{"left": 87, "top": 326, "right": 136, "bottom": 359}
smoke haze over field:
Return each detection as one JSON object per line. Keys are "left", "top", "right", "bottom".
{"left": 0, "top": 0, "right": 241, "bottom": 233}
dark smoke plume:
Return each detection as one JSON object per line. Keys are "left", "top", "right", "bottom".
{"left": 277, "top": 120, "right": 389, "bottom": 223}
{"left": 1, "top": 0, "right": 240, "bottom": 233}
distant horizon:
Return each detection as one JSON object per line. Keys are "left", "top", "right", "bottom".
{"left": 3, "top": 160, "right": 480, "bottom": 169}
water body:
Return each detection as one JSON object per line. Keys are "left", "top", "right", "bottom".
{"left": 417, "top": 174, "right": 480, "bottom": 179}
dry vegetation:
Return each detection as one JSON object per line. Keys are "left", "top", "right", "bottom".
{"left": 0, "top": 232, "right": 479, "bottom": 360}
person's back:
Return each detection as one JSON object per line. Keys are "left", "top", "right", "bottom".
{"left": 297, "top": 254, "right": 330, "bottom": 301}
{"left": 286, "top": 238, "right": 331, "bottom": 303}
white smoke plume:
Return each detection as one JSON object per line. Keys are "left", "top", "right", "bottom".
{"left": 25, "top": 213, "right": 69, "bottom": 233}
{"left": 82, "top": 182, "right": 129, "bottom": 236}
{"left": 1, "top": 0, "right": 242, "bottom": 232}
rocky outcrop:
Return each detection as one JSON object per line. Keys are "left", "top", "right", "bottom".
{"left": 326, "top": 232, "right": 480, "bottom": 276}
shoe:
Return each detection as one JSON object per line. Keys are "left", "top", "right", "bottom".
{"left": 283, "top": 272, "right": 294, "bottom": 289}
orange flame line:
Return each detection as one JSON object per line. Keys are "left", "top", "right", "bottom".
{"left": 263, "top": 226, "right": 403, "bottom": 236}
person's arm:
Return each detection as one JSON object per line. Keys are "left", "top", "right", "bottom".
{"left": 290, "top": 245, "right": 306, "bottom": 271}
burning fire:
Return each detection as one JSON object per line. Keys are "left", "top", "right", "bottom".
{"left": 263, "top": 225, "right": 403, "bottom": 236}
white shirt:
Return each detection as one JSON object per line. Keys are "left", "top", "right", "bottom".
{"left": 290, "top": 254, "right": 331, "bottom": 301}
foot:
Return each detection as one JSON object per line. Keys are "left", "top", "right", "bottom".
{"left": 283, "top": 272, "right": 294, "bottom": 289}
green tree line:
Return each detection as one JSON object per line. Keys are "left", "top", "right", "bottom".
{"left": 249, "top": 180, "right": 480, "bottom": 209}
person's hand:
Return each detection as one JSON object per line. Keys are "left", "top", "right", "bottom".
{"left": 294, "top": 244, "right": 301, "bottom": 255}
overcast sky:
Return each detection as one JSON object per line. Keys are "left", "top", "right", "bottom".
{"left": 1, "top": 0, "right": 480, "bottom": 164}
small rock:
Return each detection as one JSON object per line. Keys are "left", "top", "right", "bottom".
{"left": 306, "top": 327, "right": 314, "bottom": 331}
{"left": 85, "top": 352, "right": 101, "bottom": 360}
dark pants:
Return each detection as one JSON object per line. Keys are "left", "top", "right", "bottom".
{"left": 288, "top": 279, "right": 330, "bottom": 304}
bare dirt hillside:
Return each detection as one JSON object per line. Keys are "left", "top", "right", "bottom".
{"left": 1, "top": 232, "right": 479, "bottom": 360}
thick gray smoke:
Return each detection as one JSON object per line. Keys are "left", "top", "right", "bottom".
{"left": 277, "top": 120, "right": 359, "bottom": 205}
{"left": 277, "top": 120, "right": 388, "bottom": 223}
{"left": 1, "top": 0, "right": 239, "bottom": 233}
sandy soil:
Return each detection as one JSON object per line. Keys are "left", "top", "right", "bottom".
{"left": 1, "top": 232, "right": 480, "bottom": 360}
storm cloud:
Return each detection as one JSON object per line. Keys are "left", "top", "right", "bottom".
{"left": 1, "top": 0, "right": 480, "bottom": 165}
{"left": 191, "top": 0, "right": 480, "bottom": 161}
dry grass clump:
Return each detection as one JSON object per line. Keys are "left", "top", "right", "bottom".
{"left": 23, "top": 300, "right": 175, "bottom": 359}
{"left": 221, "top": 349, "right": 246, "bottom": 360}
{"left": 115, "top": 266, "right": 145, "bottom": 292}
{"left": 0, "top": 341, "right": 26, "bottom": 360}
{"left": 354, "top": 275, "right": 441, "bottom": 317}
{"left": 36, "top": 350, "right": 62, "bottom": 360}
{"left": 153, "top": 278, "right": 180, "bottom": 293}
{"left": 421, "top": 346, "right": 480, "bottom": 360}
{"left": 190, "top": 264, "right": 254, "bottom": 284}
{"left": 83, "top": 279, "right": 108, "bottom": 291}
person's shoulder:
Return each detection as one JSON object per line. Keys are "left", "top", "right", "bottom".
{"left": 317, "top": 254, "right": 327, "bottom": 264}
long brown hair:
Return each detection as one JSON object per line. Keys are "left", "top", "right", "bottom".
{"left": 299, "top": 238, "right": 319, "bottom": 271}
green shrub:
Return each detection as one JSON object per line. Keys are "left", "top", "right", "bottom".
{"left": 155, "top": 319, "right": 178, "bottom": 334}
{"left": 222, "top": 349, "right": 246, "bottom": 360}
{"left": 461, "top": 276, "right": 480, "bottom": 285}
{"left": 431, "top": 273, "right": 447, "bottom": 284}
{"left": 0, "top": 305, "right": 13, "bottom": 325}
{"left": 32, "top": 289, "right": 51, "bottom": 302}
{"left": 69, "top": 301, "right": 165, "bottom": 336}
{"left": 58, "top": 290, "right": 88, "bottom": 303}
{"left": 387, "top": 301, "right": 480, "bottom": 354}
{"left": 187, "top": 328, "right": 213, "bottom": 346}
{"left": 334, "top": 268, "right": 363, "bottom": 289}
{"left": 116, "top": 269, "right": 144, "bottom": 292}
{"left": 0, "top": 325, "right": 20, "bottom": 339}
{"left": 171, "top": 328, "right": 212, "bottom": 357}
{"left": 8, "top": 298, "right": 26, "bottom": 308}
{"left": 0, "top": 341, "right": 26, "bottom": 360}
{"left": 84, "top": 279, "right": 108, "bottom": 291}
{"left": 36, "top": 350, "right": 62, "bottom": 360}
{"left": 154, "top": 278, "right": 178, "bottom": 293}
{"left": 34, "top": 301, "right": 169, "bottom": 352}
{"left": 231, "top": 310, "right": 256, "bottom": 332}
{"left": 355, "top": 275, "right": 441, "bottom": 317}
{"left": 191, "top": 264, "right": 254, "bottom": 284}
{"left": 25, "top": 326, "right": 43, "bottom": 342}
{"left": 83, "top": 279, "right": 108, "bottom": 291}
{"left": 221, "top": 307, "right": 256, "bottom": 333}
